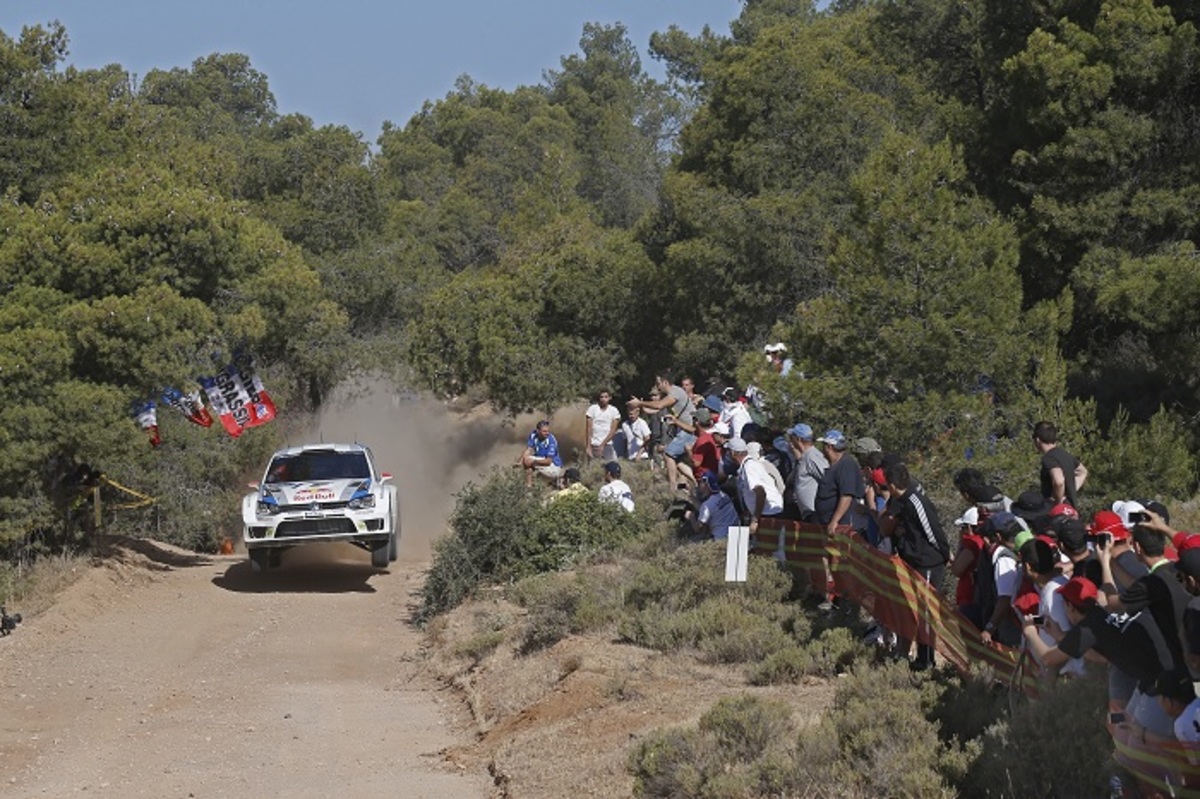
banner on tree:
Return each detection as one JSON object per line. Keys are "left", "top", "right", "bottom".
{"left": 198, "top": 363, "right": 276, "bottom": 438}
{"left": 161, "top": 386, "right": 214, "bottom": 428}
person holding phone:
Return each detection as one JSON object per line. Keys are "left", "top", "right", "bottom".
{"left": 1017, "top": 537, "right": 1086, "bottom": 678}
{"left": 1021, "top": 576, "right": 1177, "bottom": 736}
{"left": 1097, "top": 520, "right": 1192, "bottom": 674}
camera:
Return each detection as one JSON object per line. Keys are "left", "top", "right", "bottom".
{"left": 0, "top": 606, "right": 21, "bottom": 636}
{"left": 1128, "top": 511, "right": 1151, "bottom": 525}
{"left": 1030, "top": 615, "right": 1046, "bottom": 627}
{"left": 665, "top": 497, "right": 696, "bottom": 522}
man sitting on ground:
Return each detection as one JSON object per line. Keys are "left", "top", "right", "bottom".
{"left": 598, "top": 461, "right": 634, "bottom": 512}
{"left": 515, "top": 420, "right": 565, "bottom": 488}
{"left": 685, "top": 471, "right": 740, "bottom": 541}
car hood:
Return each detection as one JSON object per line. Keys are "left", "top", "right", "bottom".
{"left": 262, "top": 479, "right": 371, "bottom": 505}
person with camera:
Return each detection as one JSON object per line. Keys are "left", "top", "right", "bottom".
{"left": 685, "top": 471, "right": 740, "bottom": 541}
{"left": 1096, "top": 514, "right": 1191, "bottom": 672}
{"left": 728, "top": 437, "right": 783, "bottom": 537}
{"left": 1020, "top": 576, "right": 1179, "bottom": 737}
{"left": 1017, "top": 537, "right": 1086, "bottom": 678}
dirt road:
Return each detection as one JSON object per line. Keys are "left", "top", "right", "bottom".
{"left": 0, "top": 541, "right": 491, "bottom": 798}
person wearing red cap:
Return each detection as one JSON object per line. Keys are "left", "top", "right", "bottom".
{"left": 1084, "top": 510, "right": 1149, "bottom": 591}
{"left": 1021, "top": 576, "right": 1177, "bottom": 735}
{"left": 1017, "top": 537, "right": 1086, "bottom": 678}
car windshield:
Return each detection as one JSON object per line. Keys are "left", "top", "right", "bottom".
{"left": 265, "top": 451, "right": 371, "bottom": 483}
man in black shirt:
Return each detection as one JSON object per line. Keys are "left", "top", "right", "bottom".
{"left": 1022, "top": 576, "right": 1177, "bottom": 735}
{"left": 880, "top": 463, "right": 950, "bottom": 670}
{"left": 1033, "top": 420, "right": 1087, "bottom": 507}
{"left": 1098, "top": 523, "right": 1191, "bottom": 668}
{"left": 813, "top": 429, "right": 866, "bottom": 534}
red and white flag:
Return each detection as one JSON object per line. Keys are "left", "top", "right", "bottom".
{"left": 199, "top": 364, "right": 277, "bottom": 438}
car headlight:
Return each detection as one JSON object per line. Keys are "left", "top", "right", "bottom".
{"left": 257, "top": 499, "right": 280, "bottom": 515}
{"left": 348, "top": 494, "right": 376, "bottom": 511}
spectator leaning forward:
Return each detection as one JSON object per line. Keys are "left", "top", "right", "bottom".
{"left": 977, "top": 511, "right": 1025, "bottom": 647}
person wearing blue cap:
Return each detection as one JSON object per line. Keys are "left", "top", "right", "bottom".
{"left": 784, "top": 422, "right": 828, "bottom": 522}
{"left": 685, "top": 471, "right": 740, "bottom": 541}
{"left": 813, "top": 430, "right": 867, "bottom": 535}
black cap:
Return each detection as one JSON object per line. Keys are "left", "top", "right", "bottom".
{"left": 968, "top": 483, "right": 1004, "bottom": 505}
{"left": 1012, "top": 489, "right": 1051, "bottom": 522}
{"left": 1056, "top": 517, "right": 1088, "bottom": 554}
{"left": 1142, "top": 500, "right": 1170, "bottom": 525}
{"left": 1150, "top": 670, "right": 1196, "bottom": 703}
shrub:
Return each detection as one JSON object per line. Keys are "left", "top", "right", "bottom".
{"left": 509, "top": 570, "right": 626, "bottom": 653}
{"left": 960, "top": 676, "right": 1112, "bottom": 799}
{"left": 789, "top": 660, "right": 959, "bottom": 799}
{"left": 418, "top": 470, "right": 649, "bottom": 621}
{"left": 452, "top": 630, "right": 506, "bottom": 662}
{"left": 617, "top": 540, "right": 808, "bottom": 664}
{"left": 747, "top": 645, "right": 815, "bottom": 685}
{"left": 628, "top": 695, "right": 798, "bottom": 799}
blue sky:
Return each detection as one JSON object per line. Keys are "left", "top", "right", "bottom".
{"left": 0, "top": 1, "right": 745, "bottom": 141}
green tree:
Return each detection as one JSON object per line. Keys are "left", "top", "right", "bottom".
{"left": 547, "top": 23, "right": 680, "bottom": 228}
{"left": 779, "top": 133, "right": 1040, "bottom": 452}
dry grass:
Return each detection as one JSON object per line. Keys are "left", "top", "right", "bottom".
{"left": 0, "top": 549, "right": 91, "bottom": 618}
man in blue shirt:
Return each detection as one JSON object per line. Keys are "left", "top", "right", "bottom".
{"left": 516, "top": 420, "right": 564, "bottom": 487}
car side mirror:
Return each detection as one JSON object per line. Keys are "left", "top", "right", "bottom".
{"left": 379, "top": 473, "right": 393, "bottom": 483}
{"left": 247, "top": 481, "right": 259, "bottom": 490}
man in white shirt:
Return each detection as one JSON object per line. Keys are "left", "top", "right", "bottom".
{"left": 598, "top": 461, "right": 634, "bottom": 512}
{"left": 585, "top": 389, "right": 622, "bottom": 461}
{"left": 719, "top": 387, "right": 753, "bottom": 441}
{"left": 622, "top": 405, "right": 651, "bottom": 460}
{"left": 728, "top": 437, "right": 783, "bottom": 535}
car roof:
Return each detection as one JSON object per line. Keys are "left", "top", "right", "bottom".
{"left": 270, "top": 443, "right": 371, "bottom": 458}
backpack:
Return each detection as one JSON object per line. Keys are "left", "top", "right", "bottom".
{"left": 973, "top": 545, "right": 1020, "bottom": 645}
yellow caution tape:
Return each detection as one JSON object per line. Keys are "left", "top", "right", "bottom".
{"left": 98, "top": 476, "right": 156, "bottom": 510}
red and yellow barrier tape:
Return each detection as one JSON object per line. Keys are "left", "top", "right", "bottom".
{"left": 756, "top": 517, "right": 1200, "bottom": 797}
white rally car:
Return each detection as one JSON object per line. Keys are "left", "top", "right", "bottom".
{"left": 241, "top": 443, "right": 399, "bottom": 571}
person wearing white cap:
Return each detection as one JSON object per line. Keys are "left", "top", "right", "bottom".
{"left": 728, "top": 437, "right": 783, "bottom": 535}
{"left": 763, "top": 343, "right": 793, "bottom": 377}
{"left": 949, "top": 506, "right": 987, "bottom": 628}
{"left": 718, "top": 387, "right": 753, "bottom": 440}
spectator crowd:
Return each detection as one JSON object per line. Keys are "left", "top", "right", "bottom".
{"left": 513, "top": 350, "right": 1200, "bottom": 777}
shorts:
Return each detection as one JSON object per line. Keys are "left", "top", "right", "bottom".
{"left": 535, "top": 464, "right": 564, "bottom": 480}
{"left": 663, "top": 431, "right": 696, "bottom": 461}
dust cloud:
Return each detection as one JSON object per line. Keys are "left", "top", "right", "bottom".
{"left": 304, "top": 378, "right": 586, "bottom": 563}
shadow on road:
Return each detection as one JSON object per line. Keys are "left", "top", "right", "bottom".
{"left": 211, "top": 544, "right": 382, "bottom": 594}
